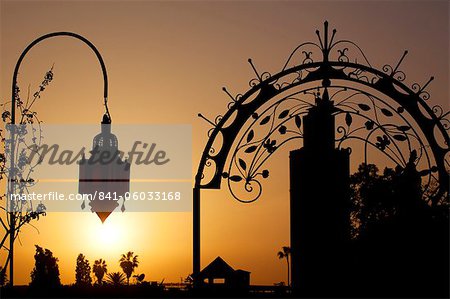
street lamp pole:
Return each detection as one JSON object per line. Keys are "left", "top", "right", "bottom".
{"left": 8, "top": 32, "right": 109, "bottom": 286}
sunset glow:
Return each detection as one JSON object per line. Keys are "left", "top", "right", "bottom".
{"left": 0, "top": 0, "right": 448, "bottom": 289}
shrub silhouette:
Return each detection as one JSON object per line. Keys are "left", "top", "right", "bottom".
{"left": 0, "top": 266, "right": 7, "bottom": 286}
{"left": 106, "top": 272, "right": 126, "bottom": 286}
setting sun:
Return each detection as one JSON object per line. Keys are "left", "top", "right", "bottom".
{"left": 90, "top": 218, "right": 125, "bottom": 247}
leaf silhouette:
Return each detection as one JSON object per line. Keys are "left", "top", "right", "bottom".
{"left": 358, "top": 104, "right": 371, "bottom": 111}
{"left": 278, "top": 109, "right": 289, "bottom": 119}
{"left": 381, "top": 108, "right": 393, "bottom": 117}
{"left": 245, "top": 146, "right": 257, "bottom": 153}
{"left": 365, "top": 121, "right": 374, "bottom": 130}
{"left": 345, "top": 112, "right": 352, "bottom": 127}
{"left": 418, "top": 169, "right": 431, "bottom": 176}
{"left": 393, "top": 134, "right": 407, "bottom": 141}
{"left": 238, "top": 158, "right": 247, "bottom": 171}
{"left": 397, "top": 125, "right": 411, "bottom": 132}
{"left": 247, "top": 130, "right": 254, "bottom": 143}
{"left": 229, "top": 175, "right": 243, "bottom": 182}
{"left": 260, "top": 116, "right": 271, "bottom": 125}
{"left": 295, "top": 115, "right": 301, "bottom": 128}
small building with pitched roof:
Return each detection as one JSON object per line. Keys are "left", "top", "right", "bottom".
{"left": 195, "top": 256, "right": 250, "bottom": 290}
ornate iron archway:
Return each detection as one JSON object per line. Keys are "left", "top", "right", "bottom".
{"left": 193, "top": 21, "right": 449, "bottom": 279}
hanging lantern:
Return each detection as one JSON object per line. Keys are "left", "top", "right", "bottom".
{"left": 78, "top": 112, "right": 130, "bottom": 223}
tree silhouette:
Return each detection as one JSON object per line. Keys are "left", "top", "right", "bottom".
{"left": 106, "top": 272, "right": 126, "bottom": 286}
{"left": 277, "top": 246, "right": 291, "bottom": 288}
{"left": 349, "top": 157, "right": 436, "bottom": 239}
{"left": 75, "top": 253, "right": 92, "bottom": 286}
{"left": 349, "top": 163, "right": 398, "bottom": 238}
{"left": 0, "top": 68, "right": 53, "bottom": 285}
{"left": 92, "top": 259, "right": 107, "bottom": 285}
{"left": 119, "top": 251, "right": 139, "bottom": 285}
{"left": 349, "top": 159, "right": 449, "bottom": 297}
{"left": 29, "top": 245, "right": 60, "bottom": 289}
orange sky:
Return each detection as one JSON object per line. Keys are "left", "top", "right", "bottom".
{"left": 0, "top": 0, "right": 448, "bottom": 286}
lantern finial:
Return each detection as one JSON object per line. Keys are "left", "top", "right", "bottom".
{"left": 102, "top": 113, "right": 111, "bottom": 124}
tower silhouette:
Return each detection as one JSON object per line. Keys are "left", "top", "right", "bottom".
{"left": 289, "top": 87, "right": 351, "bottom": 296}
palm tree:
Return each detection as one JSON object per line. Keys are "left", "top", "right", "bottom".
{"left": 119, "top": 251, "right": 139, "bottom": 285}
{"left": 92, "top": 259, "right": 107, "bottom": 285}
{"left": 277, "top": 246, "right": 291, "bottom": 287}
{"left": 106, "top": 272, "right": 126, "bottom": 286}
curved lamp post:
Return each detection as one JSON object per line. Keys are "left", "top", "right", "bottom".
{"left": 7, "top": 32, "right": 109, "bottom": 286}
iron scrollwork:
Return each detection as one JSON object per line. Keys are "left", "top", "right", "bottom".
{"left": 196, "top": 21, "right": 449, "bottom": 206}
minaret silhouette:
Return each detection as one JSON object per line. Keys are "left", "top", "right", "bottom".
{"left": 289, "top": 87, "right": 351, "bottom": 296}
